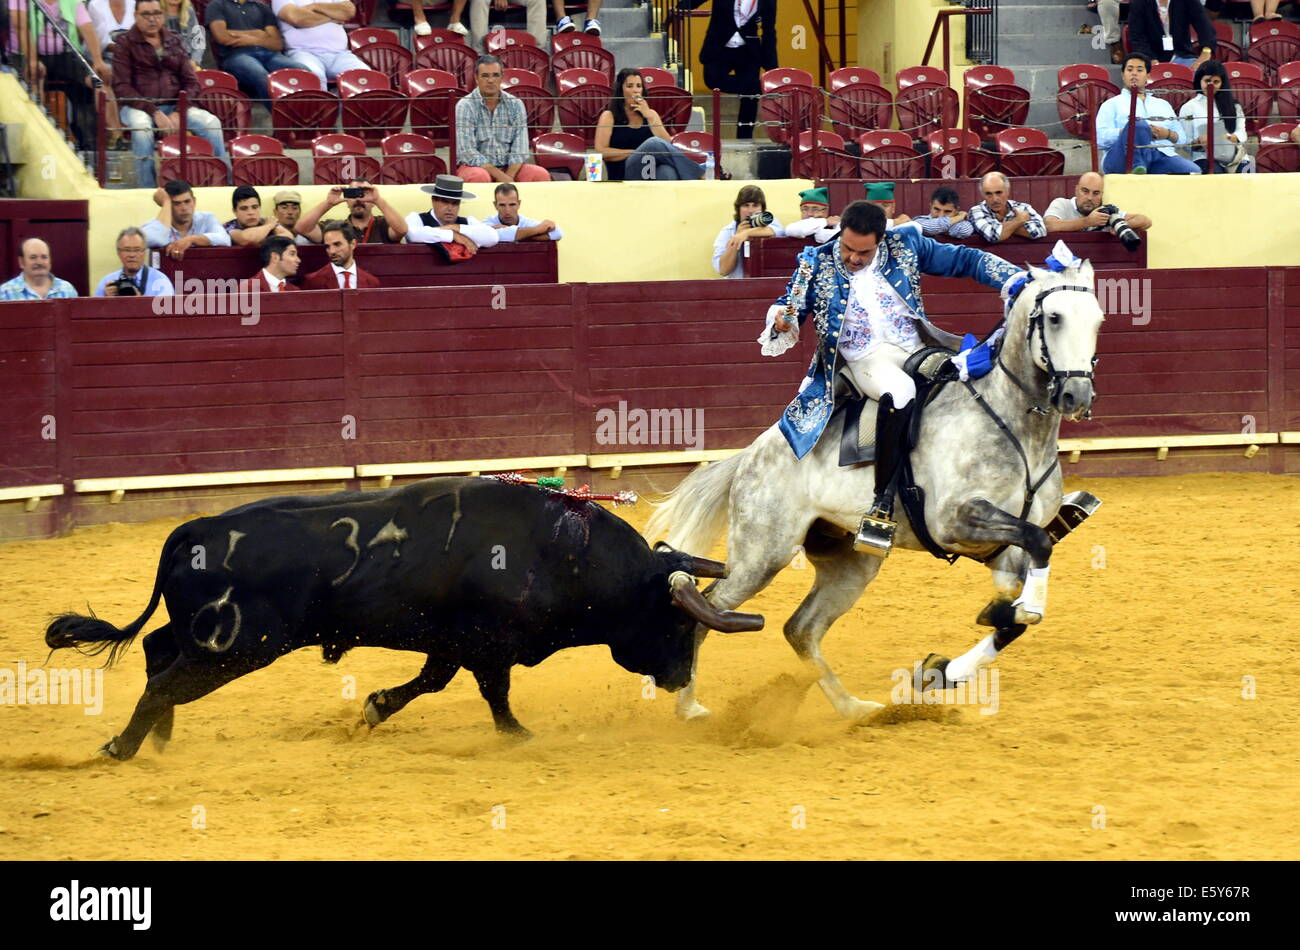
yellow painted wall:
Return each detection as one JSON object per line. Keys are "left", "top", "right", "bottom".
{"left": 857, "top": 0, "right": 971, "bottom": 94}
{"left": 0, "top": 73, "right": 99, "bottom": 198}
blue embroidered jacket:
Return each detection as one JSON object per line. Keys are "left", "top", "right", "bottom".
{"left": 775, "top": 226, "right": 1019, "bottom": 458}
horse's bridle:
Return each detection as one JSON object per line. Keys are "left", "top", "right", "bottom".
{"left": 997, "top": 282, "right": 1099, "bottom": 417}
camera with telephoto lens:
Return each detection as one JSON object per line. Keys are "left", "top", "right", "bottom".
{"left": 748, "top": 210, "right": 775, "bottom": 227}
{"left": 1096, "top": 203, "right": 1141, "bottom": 252}
{"left": 111, "top": 274, "right": 141, "bottom": 296}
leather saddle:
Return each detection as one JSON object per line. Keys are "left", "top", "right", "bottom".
{"left": 826, "top": 345, "right": 959, "bottom": 467}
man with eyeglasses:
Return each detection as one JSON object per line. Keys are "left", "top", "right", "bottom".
{"left": 94, "top": 226, "right": 177, "bottom": 296}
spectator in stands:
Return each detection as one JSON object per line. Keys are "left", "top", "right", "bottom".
{"left": 969, "top": 172, "right": 1047, "bottom": 244}
{"left": 224, "top": 186, "right": 296, "bottom": 245}
{"left": 553, "top": 0, "right": 603, "bottom": 36}
{"left": 863, "top": 182, "right": 914, "bottom": 230}
{"left": 404, "top": 174, "right": 501, "bottom": 256}
{"left": 1250, "top": 0, "right": 1284, "bottom": 23}
{"left": 410, "top": 0, "right": 469, "bottom": 39}
{"left": 1095, "top": 1, "right": 1125, "bottom": 64}
{"left": 270, "top": 190, "right": 314, "bottom": 245}
{"left": 1045, "top": 172, "right": 1153, "bottom": 244}
{"left": 595, "top": 68, "right": 706, "bottom": 181}
{"left": 254, "top": 235, "right": 301, "bottom": 292}
{"left": 783, "top": 187, "right": 840, "bottom": 245}
{"left": 1178, "top": 60, "right": 1252, "bottom": 173}
{"left": 297, "top": 181, "right": 408, "bottom": 244}
{"left": 484, "top": 184, "right": 563, "bottom": 242}
{"left": 112, "top": 0, "right": 228, "bottom": 189}
{"left": 469, "top": 0, "right": 546, "bottom": 49}
{"left": 1126, "top": 0, "right": 1215, "bottom": 67}
{"left": 10, "top": 0, "right": 99, "bottom": 152}
{"left": 0, "top": 238, "right": 78, "bottom": 300}
{"left": 300, "top": 221, "right": 381, "bottom": 288}
{"left": 94, "top": 225, "right": 177, "bottom": 296}
{"left": 142, "top": 178, "right": 233, "bottom": 259}
{"left": 206, "top": 0, "right": 300, "bottom": 103}
{"left": 455, "top": 55, "right": 550, "bottom": 184}
{"left": 162, "top": 0, "right": 203, "bottom": 69}
{"left": 1096, "top": 53, "right": 1198, "bottom": 174}
{"left": 678, "top": 0, "right": 777, "bottom": 139}
{"left": 713, "top": 184, "right": 783, "bottom": 279}
{"left": 80, "top": 0, "right": 135, "bottom": 150}
{"left": 911, "top": 185, "right": 975, "bottom": 239}
{"left": 270, "top": 0, "right": 369, "bottom": 85}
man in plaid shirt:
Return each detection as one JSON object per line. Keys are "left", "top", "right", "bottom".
{"left": 968, "top": 172, "right": 1047, "bottom": 244}
{"left": 454, "top": 55, "right": 550, "bottom": 185}
{"left": 0, "top": 239, "right": 77, "bottom": 301}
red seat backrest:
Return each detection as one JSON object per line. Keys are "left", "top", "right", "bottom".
{"left": 926, "top": 128, "right": 980, "bottom": 153}
{"left": 828, "top": 66, "right": 882, "bottom": 90}
{"left": 1280, "top": 61, "right": 1300, "bottom": 86}
{"left": 550, "top": 32, "right": 604, "bottom": 56}
{"left": 761, "top": 67, "right": 814, "bottom": 93}
{"left": 268, "top": 68, "right": 324, "bottom": 97}
{"left": 312, "top": 133, "right": 368, "bottom": 156}
{"left": 897, "top": 65, "right": 948, "bottom": 89}
{"left": 196, "top": 69, "right": 238, "bottom": 92}
{"left": 381, "top": 132, "right": 438, "bottom": 157}
{"left": 556, "top": 67, "right": 607, "bottom": 93}
{"left": 404, "top": 68, "right": 460, "bottom": 95}
{"left": 1247, "top": 19, "right": 1300, "bottom": 46}
{"left": 858, "top": 130, "right": 912, "bottom": 152}
{"left": 670, "top": 131, "right": 719, "bottom": 162}
{"left": 158, "top": 134, "right": 214, "bottom": 157}
{"left": 1057, "top": 63, "right": 1111, "bottom": 88}
{"left": 1226, "top": 62, "right": 1264, "bottom": 83}
{"left": 337, "top": 69, "right": 392, "bottom": 97}
{"left": 1148, "top": 62, "right": 1193, "bottom": 85}
{"left": 349, "top": 27, "right": 400, "bottom": 51}
{"left": 638, "top": 67, "right": 677, "bottom": 89}
{"left": 1258, "top": 123, "right": 1297, "bottom": 144}
{"left": 964, "top": 65, "right": 1016, "bottom": 89}
{"left": 487, "top": 28, "right": 536, "bottom": 52}
{"left": 230, "top": 133, "right": 285, "bottom": 158}
{"left": 995, "top": 127, "right": 1048, "bottom": 153}
{"left": 415, "top": 29, "right": 474, "bottom": 51}
{"left": 503, "top": 67, "right": 543, "bottom": 89}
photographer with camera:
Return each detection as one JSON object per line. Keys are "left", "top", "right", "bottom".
{"left": 713, "top": 185, "right": 784, "bottom": 279}
{"left": 94, "top": 227, "right": 176, "bottom": 297}
{"left": 296, "top": 181, "right": 407, "bottom": 245}
{"left": 1045, "top": 172, "right": 1151, "bottom": 253}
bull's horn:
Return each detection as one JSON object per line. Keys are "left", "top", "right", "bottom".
{"left": 668, "top": 572, "right": 764, "bottom": 633}
{"left": 686, "top": 555, "right": 728, "bottom": 579}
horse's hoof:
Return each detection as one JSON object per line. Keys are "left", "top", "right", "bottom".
{"left": 976, "top": 599, "right": 1017, "bottom": 628}
{"left": 677, "top": 701, "right": 712, "bottom": 721}
{"left": 97, "top": 737, "right": 128, "bottom": 761}
{"left": 843, "top": 698, "right": 885, "bottom": 720}
{"left": 914, "top": 654, "right": 955, "bottom": 692}
{"left": 363, "top": 690, "right": 386, "bottom": 728}
{"left": 1013, "top": 605, "right": 1044, "bottom": 626}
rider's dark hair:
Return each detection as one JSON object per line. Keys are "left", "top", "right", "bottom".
{"left": 840, "top": 200, "right": 886, "bottom": 240}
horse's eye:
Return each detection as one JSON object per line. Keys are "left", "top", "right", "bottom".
{"left": 1049, "top": 314, "right": 1061, "bottom": 326}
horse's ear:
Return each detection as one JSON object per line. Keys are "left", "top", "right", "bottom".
{"left": 1078, "top": 259, "right": 1095, "bottom": 287}
{"left": 1027, "top": 265, "right": 1051, "bottom": 282}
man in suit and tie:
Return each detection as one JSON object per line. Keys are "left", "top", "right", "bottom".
{"left": 678, "top": 0, "right": 778, "bottom": 139}
{"left": 299, "top": 221, "right": 381, "bottom": 289}
{"left": 254, "top": 235, "right": 302, "bottom": 293}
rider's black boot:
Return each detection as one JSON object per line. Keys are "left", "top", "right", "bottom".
{"left": 854, "top": 393, "right": 915, "bottom": 558}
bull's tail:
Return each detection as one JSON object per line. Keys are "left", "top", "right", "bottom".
{"left": 45, "top": 524, "right": 186, "bottom": 668}
{"left": 643, "top": 450, "right": 745, "bottom": 557}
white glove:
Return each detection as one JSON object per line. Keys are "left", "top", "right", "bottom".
{"left": 758, "top": 304, "right": 799, "bottom": 357}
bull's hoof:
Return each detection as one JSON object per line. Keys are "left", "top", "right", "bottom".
{"left": 97, "top": 737, "right": 129, "bottom": 761}
{"left": 150, "top": 734, "right": 169, "bottom": 754}
{"left": 913, "top": 654, "right": 958, "bottom": 692}
{"left": 363, "top": 690, "right": 388, "bottom": 728}
{"left": 676, "top": 700, "right": 712, "bottom": 721}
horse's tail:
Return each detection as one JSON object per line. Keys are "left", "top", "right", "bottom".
{"left": 45, "top": 523, "right": 186, "bottom": 668}
{"left": 643, "top": 451, "right": 745, "bottom": 557}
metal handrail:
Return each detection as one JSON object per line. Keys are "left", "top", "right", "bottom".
{"left": 922, "top": 6, "right": 992, "bottom": 78}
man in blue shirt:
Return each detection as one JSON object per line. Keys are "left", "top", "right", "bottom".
{"left": 1096, "top": 53, "right": 1200, "bottom": 174}
{"left": 0, "top": 238, "right": 78, "bottom": 301}
{"left": 94, "top": 227, "right": 177, "bottom": 297}
{"left": 141, "top": 179, "right": 232, "bottom": 261}
{"left": 205, "top": 0, "right": 300, "bottom": 103}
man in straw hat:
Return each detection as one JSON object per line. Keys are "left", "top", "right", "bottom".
{"left": 404, "top": 175, "right": 501, "bottom": 256}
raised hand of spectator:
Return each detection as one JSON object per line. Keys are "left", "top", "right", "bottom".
{"left": 154, "top": 111, "right": 179, "bottom": 134}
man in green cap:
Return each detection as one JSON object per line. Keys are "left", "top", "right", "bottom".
{"left": 784, "top": 187, "right": 841, "bottom": 245}
{"left": 863, "top": 181, "right": 915, "bottom": 231}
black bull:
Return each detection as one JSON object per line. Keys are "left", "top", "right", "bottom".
{"left": 45, "top": 478, "right": 763, "bottom": 760}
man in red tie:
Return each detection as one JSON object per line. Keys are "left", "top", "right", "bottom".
{"left": 253, "top": 235, "right": 302, "bottom": 293}
{"left": 299, "top": 222, "right": 381, "bottom": 290}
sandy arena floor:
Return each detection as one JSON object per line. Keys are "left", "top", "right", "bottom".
{"left": 0, "top": 472, "right": 1296, "bottom": 860}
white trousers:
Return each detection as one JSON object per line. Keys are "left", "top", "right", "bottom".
{"left": 843, "top": 342, "right": 916, "bottom": 408}
{"left": 471, "top": 0, "right": 547, "bottom": 50}
{"left": 1098, "top": 0, "right": 1121, "bottom": 44}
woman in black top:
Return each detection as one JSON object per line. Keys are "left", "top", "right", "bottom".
{"left": 594, "top": 68, "right": 706, "bottom": 181}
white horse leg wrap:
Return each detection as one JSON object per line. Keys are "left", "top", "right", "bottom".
{"left": 945, "top": 634, "right": 999, "bottom": 684}
{"left": 1012, "top": 565, "right": 1051, "bottom": 621}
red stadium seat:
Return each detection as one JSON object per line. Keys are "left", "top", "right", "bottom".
{"left": 1247, "top": 21, "right": 1300, "bottom": 85}
{"left": 758, "top": 68, "right": 820, "bottom": 145}
{"left": 965, "top": 82, "right": 1031, "bottom": 140}
{"left": 896, "top": 65, "right": 948, "bottom": 89}
{"left": 498, "top": 44, "right": 550, "bottom": 80}
{"left": 998, "top": 147, "right": 1065, "bottom": 177}
{"left": 230, "top": 133, "right": 284, "bottom": 158}
{"left": 311, "top": 133, "right": 380, "bottom": 185}
{"left": 1147, "top": 62, "right": 1195, "bottom": 113}
{"left": 1254, "top": 142, "right": 1300, "bottom": 173}
{"left": 1213, "top": 20, "right": 1243, "bottom": 63}
{"left": 414, "top": 40, "right": 477, "bottom": 91}
{"left": 230, "top": 134, "right": 298, "bottom": 186}
{"left": 857, "top": 131, "right": 926, "bottom": 179}
{"left": 1057, "top": 64, "right": 1111, "bottom": 88}
{"left": 508, "top": 82, "right": 557, "bottom": 141}
{"left": 645, "top": 82, "right": 693, "bottom": 136}
{"left": 638, "top": 67, "right": 677, "bottom": 90}
{"left": 533, "top": 131, "right": 586, "bottom": 179}
{"left": 486, "top": 28, "right": 536, "bottom": 52}
{"left": 1225, "top": 61, "right": 1273, "bottom": 136}
{"left": 337, "top": 68, "right": 407, "bottom": 145}
{"left": 1056, "top": 75, "right": 1118, "bottom": 138}
{"left": 552, "top": 43, "right": 616, "bottom": 86}
{"left": 159, "top": 134, "right": 228, "bottom": 186}
{"left": 826, "top": 80, "right": 892, "bottom": 139}
{"left": 550, "top": 31, "right": 604, "bottom": 56}
{"left": 414, "top": 28, "right": 469, "bottom": 52}
{"left": 1258, "top": 122, "right": 1298, "bottom": 144}
{"left": 555, "top": 70, "right": 610, "bottom": 145}
{"left": 353, "top": 39, "right": 413, "bottom": 89}
{"left": 378, "top": 132, "right": 447, "bottom": 185}
{"left": 194, "top": 72, "right": 251, "bottom": 141}
{"left": 925, "top": 128, "right": 995, "bottom": 178}
{"left": 1277, "top": 63, "right": 1300, "bottom": 135}
{"left": 963, "top": 64, "right": 1017, "bottom": 90}
{"left": 828, "top": 66, "right": 882, "bottom": 90}
{"left": 268, "top": 68, "right": 339, "bottom": 149}
{"left": 995, "top": 127, "right": 1048, "bottom": 152}
{"left": 348, "top": 27, "right": 400, "bottom": 51}
{"left": 670, "top": 130, "right": 719, "bottom": 164}
{"left": 792, "top": 130, "right": 856, "bottom": 180}
{"left": 503, "top": 67, "right": 544, "bottom": 89}
{"left": 405, "top": 69, "right": 466, "bottom": 146}
{"left": 893, "top": 82, "right": 959, "bottom": 139}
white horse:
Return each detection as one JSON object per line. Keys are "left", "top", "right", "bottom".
{"left": 644, "top": 261, "right": 1104, "bottom": 720}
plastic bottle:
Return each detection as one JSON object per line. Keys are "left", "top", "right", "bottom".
{"left": 703, "top": 151, "right": 715, "bottom": 180}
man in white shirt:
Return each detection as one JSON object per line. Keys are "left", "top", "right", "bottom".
{"left": 783, "top": 187, "right": 840, "bottom": 245}
{"left": 254, "top": 235, "right": 302, "bottom": 292}
{"left": 483, "top": 184, "right": 563, "bottom": 242}
{"left": 1096, "top": 52, "right": 1200, "bottom": 174}
{"left": 1045, "top": 172, "right": 1152, "bottom": 251}
{"left": 404, "top": 175, "right": 501, "bottom": 256}
{"left": 141, "top": 180, "right": 233, "bottom": 261}
{"left": 270, "top": 0, "right": 369, "bottom": 85}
